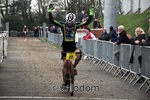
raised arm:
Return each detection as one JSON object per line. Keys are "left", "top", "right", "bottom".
{"left": 48, "top": 8, "right": 63, "bottom": 27}
{"left": 76, "top": 6, "right": 94, "bottom": 28}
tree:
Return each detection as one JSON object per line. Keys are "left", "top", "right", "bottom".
{"left": 64, "top": 0, "right": 103, "bottom": 19}
{"left": 37, "top": 0, "right": 51, "bottom": 23}
{"left": 0, "top": 0, "right": 11, "bottom": 15}
{"left": 0, "top": 0, "right": 12, "bottom": 18}
{"left": 95, "top": 0, "right": 103, "bottom": 18}
{"left": 1, "top": 0, "right": 104, "bottom": 30}
{"left": 8, "top": 0, "right": 34, "bottom": 28}
{"left": 2, "top": 14, "right": 24, "bottom": 31}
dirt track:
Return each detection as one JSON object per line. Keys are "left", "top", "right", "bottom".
{"left": 0, "top": 37, "right": 149, "bottom": 100}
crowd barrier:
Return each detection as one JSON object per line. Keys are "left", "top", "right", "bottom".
{"left": 0, "top": 31, "right": 8, "bottom": 63}
{"left": 42, "top": 32, "right": 150, "bottom": 92}
{"left": 0, "top": 33, "right": 3, "bottom": 63}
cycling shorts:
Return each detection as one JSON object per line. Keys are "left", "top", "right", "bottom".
{"left": 61, "top": 41, "right": 82, "bottom": 60}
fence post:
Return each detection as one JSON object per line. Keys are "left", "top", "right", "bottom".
{"left": 5, "top": 22, "right": 9, "bottom": 37}
{"left": 43, "top": 23, "right": 47, "bottom": 42}
{"left": 5, "top": 22, "right": 9, "bottom": 32}
{"left": 104, "top": 0, "right": 117, "bottom": 31}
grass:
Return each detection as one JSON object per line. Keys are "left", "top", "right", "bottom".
{"left": 118, "top": 12, "right": 149, "bottom": 37}
{"left": 89, "top": 12, "right": 150, "bottom": 38}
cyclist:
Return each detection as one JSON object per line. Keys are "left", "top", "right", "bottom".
{"left": 48, "top": 5, "right": 94, "bottom": 85}
{"left": 23, "top": 25, "right": 28, "bottom": 37}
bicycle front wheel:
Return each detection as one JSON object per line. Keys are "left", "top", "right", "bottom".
{"left": 69, "top": 64, "right": 74, "bottom": 96}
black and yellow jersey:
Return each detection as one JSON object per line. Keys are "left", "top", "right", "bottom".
{"left": 49, "top": 12, "right": 92, "bottom": 42}
{"left": 49, "top": 12, "right": 93, "bottom": 51}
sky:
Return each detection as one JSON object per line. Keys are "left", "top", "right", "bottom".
{"left": 31, "top": 0, "right": 37, "bottom": 5}
{"left": 31, "top": 0, "right": 38, "bottom": 11}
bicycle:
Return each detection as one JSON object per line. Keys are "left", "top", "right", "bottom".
{"left": 62, "top": 52, "right": 76, "bottom": 96}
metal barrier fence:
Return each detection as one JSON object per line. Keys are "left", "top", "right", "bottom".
{"left": 0, "top": 31, "right": 8, "bottom": 63}
{"left": 43, "top": 32, "right": 150, "bottom": 92}
{"left": 0, "top": 33, "right": 3, "bottom": 63}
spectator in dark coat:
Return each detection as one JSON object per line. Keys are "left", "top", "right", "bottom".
{"left": 99, "top": 29, "right": 110, "bottom": 41}
{"left": 114, "top": 25, "right": 131, "bottom": 61}
{"left": 78, "top": 10, "right": 86, "bottom": 22}
{"left": 33, "top": 26, "right": 39, "bottom": 37}
{"left": 109, "top": 26, "right": 118, "bottom": 42}
{"left": 116, "top": 25, "right": 131, "bottom": 44}
{"left": 129, "top": 27, "right": 146, "bottom": 45}
{"left": 136, "top": 28, "right": 150, "bottom": 69}
{"left": 133, "top": 28, "right": 150, "bottom": 82}
{"left": 136, "top": 28, "right": 150, "bottom": 46}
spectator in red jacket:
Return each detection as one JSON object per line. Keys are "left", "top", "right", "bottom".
{"left": 83, "top": 28, "right": 96, "bottom": 40}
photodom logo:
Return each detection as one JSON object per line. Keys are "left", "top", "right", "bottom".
{"left": 50, "top": 84, "right": 101, "bottom": 92}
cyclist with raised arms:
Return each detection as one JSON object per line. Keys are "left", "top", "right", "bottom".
{"left": 48, "top": 5, "right": 94, "bottom": 86}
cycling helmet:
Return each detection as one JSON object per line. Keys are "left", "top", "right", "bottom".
{"left": 66, "top": 13, "right": 76, "bottom": 23}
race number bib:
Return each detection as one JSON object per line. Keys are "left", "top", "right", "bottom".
{"left": 66, "top": 52, "right": 76, "bottom": 60}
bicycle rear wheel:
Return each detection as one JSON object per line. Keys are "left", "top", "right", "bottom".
{"left": 69, "top": 64, "right": 74, "bottom": 96}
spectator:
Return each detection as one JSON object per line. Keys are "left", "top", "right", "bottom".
{"left": 33, "top": 26, "right": 36, "bottom": 37}
{"left": 135, "top": 28, "right": 150, "bottom": 83}
{"left": 109, "top": 26, "right": 118, "bottom": 42}
{"left": 138, "top": 28, "right": 150, "bottom": 71}
{"left": 93, "top": 19, "right": 101, "bottom": 29}
{"left": 128, "top": 27, "right": 146, "bottom": 45}
{"left": 83, "top": 28, "right": 96, "bottom": 40}
{"left": 50, "top": 26, "right": 57, "bottom": 33}
{"left": 33, "top": 26, "right": 39, "bottom": 37}
{"left": 114, "top": 25, "right": 131, "bottom": 61}
{"left": 130, "top": 20, "right": 150, "bottom": 83}
{"left": 37, "top": 26, "right": 40, "bottom": 37}
{"left": 138, "top": 28, "right": 150, "bottom": 46}
{"left": 99, "top": 29, "right": 110, "bottom": 41}
{"left": 78, "top": 10, "right": 86, "bottom": 22}
{"left": 83, "top": 28, "right": 96, "bottom": 60}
